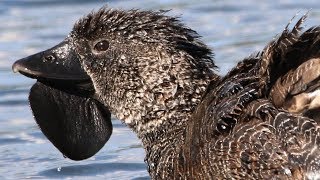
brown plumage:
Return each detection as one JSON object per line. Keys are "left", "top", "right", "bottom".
{"left": 267, "top": 17, "right": 320, "bottom": 122}
{"left": 181, "top": 15, "right": 320, "bottom": 179}
{"left": 270, "top": 58, "right": 320, "bottom": 113}
{"left": 12, "top": 8, "right": 320, "bottom": 179}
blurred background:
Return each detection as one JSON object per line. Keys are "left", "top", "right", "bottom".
{"left": 1, "top": 0, "right": 320, "bottom": 179}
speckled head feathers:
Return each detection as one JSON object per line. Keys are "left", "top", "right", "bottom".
{"left": 72, "top": 7, "right": 216, "bottom": 69}
{"left": 69, "top": 7, "right": 218, "bottom": 137}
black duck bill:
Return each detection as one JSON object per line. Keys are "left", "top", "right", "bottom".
{"left": 12, "top": 38, "right": 113, "bottom": 161}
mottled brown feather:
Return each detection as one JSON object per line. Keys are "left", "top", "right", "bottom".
{"left": 181, "top": 16, "right": 320, "bottom": 179}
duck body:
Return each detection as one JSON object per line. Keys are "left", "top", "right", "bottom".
{"left": 12, "top": 7, "right": 320, "bottom": 179}
{"left": 181, "top": 16, "right": 320, "bottom": 179}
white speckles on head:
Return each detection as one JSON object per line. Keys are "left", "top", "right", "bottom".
{"left": 120, "top": 54, "right": 126, "bottom": 60}
{"left": 52, "top": 39, "right": 72, "bottom": 60}
{"left": 72, "top": 8, "right": 217, "bottom": 149}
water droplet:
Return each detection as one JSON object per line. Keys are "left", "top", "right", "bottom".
{"left": 55, "top": 61, "right": 59, "bottom": 65}
{"left": 57, "top": 167, "right": 61, "bottom": 172}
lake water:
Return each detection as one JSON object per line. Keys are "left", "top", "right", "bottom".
{"left": 1, "top": 0, "right": 320, "bottom": 179}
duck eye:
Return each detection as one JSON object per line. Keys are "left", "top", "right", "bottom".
{"left": 94, "top": 40, "right": 109, "bottom": 52}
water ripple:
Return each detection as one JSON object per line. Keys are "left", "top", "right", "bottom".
{"left": 38, "top": 162, "right": 147, "bottom": 178}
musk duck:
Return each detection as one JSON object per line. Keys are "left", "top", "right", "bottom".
{"left": 12, "top": 7, "right": 320, "bottom": 179}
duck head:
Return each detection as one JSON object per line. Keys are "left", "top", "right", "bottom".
{"left": 12, "top": 7, "right": 218, "bottom": 160}
{"left": 69, "top": 8, "right": 217, "bottom": 135}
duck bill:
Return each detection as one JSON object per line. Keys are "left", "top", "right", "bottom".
{"left": 12, "top": 39, "right": 113, "bottom": 160}
{"left": 12, "top": 39, "right": 91, "bottom": 90}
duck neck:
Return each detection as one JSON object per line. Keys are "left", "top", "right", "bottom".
{"left": 94, "top": 47, "right": 219, "bottom": 175}
{"left": 135, "top": 72, "right": 219, "bottom": 178}
{"left": 141, "top": 112, "right": 189, "bottom": 179}
{"left": 135, "top": 73, "right": 219, "bottom": 145}
{"left": 140, "top": 107, "right": 191, "bottom": 147}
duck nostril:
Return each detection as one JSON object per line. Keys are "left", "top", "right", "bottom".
{"left": 43, "top": 55, "right": 56, "bottom": 62}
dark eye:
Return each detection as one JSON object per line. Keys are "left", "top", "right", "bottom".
{"left": 94, "top": 40, "right": 109, "bottom": 52}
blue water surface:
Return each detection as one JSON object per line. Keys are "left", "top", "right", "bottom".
{"left": 1, "top": 0, "right": 320, "bottom": 179}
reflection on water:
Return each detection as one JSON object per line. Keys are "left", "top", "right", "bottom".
{"left": 39, "top": 162, "right": 147, "bottom": 178}
{"left": 1, "top": 0, "right": 320, "bottom": 179}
